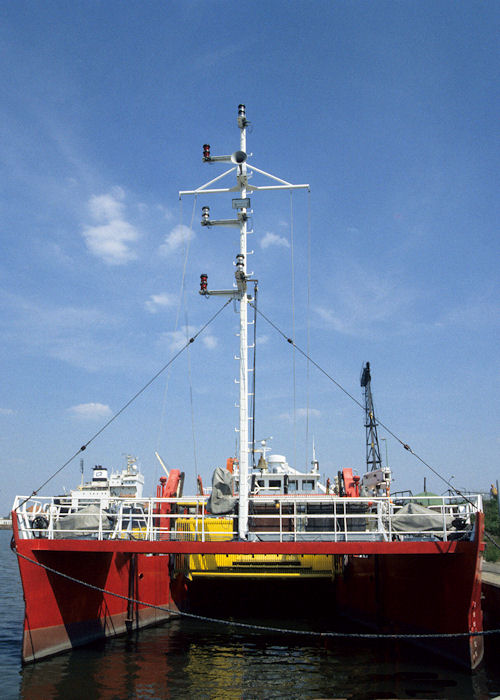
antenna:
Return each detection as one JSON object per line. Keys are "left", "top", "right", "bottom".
{"left": 311, "top": 437, "right": 319, "bottom": 472}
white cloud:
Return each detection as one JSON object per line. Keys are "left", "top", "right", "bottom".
{"left": 315, "top": 306, "right": 350, "bottom": 335}
{"left": 161, "top": 325, "right": 218, "bottom": 352}
{"left": 260, "top": 232, "right": 290, "bottom": 249}
{"left": 83, "top": 220, "right": 139, "bottom": 265}
{"left": 145, "top": 293, "right": 176, "bottom": 313}
{"left": 88, "top": 187, "right": 125, "bottom": 222}
{"left": 0, "top": 291, "right": 128, "bottom": 372}
{"left": 436, "top": 299, "right": 500, "bottom": 330}
{"left": 202, "top": 334, "right": 218, "bottom": 350}
{"left": 162, "top": 325, "right": 196, "bottom": 352}
{"left": 45, "top": 242, "right": 74, "bottom": 266}
{"left": 314, "top": 263, "right": 417, "bottom": 338}
{"left": 159, "top": 224, "right": 194, "bottom": 255}
{"left": 297, "top": 408, "right": 321, "bottom": 418}
{"left": 0, "top": 408, "right": 14, "bottom": 416}
{"left": 279, "top": 408, "right": 321, "bottom": 421}
{"left": 68, "top": 403, "right": 112, "bottom": 420}
{"left": 82, "top": 187, "right": 139, "bottom": 265}
{"left": 157, "top": 204, "right": 175, "bottom": 221}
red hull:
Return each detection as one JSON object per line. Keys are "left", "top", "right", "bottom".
{"left": 12, "top": 512, "right": 485, "bottom": 669}
{"left": 16, "top": 544, "right": 178, "bottom": 663}
{"left": 335, "top": 512, "right": 485, "bottom": 669}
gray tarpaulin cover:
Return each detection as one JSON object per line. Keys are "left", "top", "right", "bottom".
{"left": 54, "top": 504, "right": 112, "bottom": 535}
{"left": 206, "top": 467, "right": 237, "bottom": 515}
{"left": 391, "top": 501, "right": 452, "bottom": 532}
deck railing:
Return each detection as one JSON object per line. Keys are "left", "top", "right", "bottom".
{"left": 12, "top": 493, "right": 482, "bottom": 543}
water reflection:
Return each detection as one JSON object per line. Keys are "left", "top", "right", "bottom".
{"left": 17, "top": 618, "right": 499, "bottom": 699}
{"left": 3, "top": 526, "right": 498, "bottom": 700}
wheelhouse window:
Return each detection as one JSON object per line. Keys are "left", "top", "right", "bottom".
{"left": 302, "top": 480, "right": 315, "bottom": 491}
{"left": 288, "top": 480, "right": 298, "bottom": 492}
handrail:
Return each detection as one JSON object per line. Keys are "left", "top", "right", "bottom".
{"left": 12, "top": 493, "right": 481, "bottom": 543}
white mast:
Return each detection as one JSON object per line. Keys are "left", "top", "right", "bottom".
{"left": 237, "top": 106, "right": 250, "bottom": 537}
{"left": 179, "top": 105, "right": 309, "bottom": 539}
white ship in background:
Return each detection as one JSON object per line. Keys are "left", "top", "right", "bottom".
{"left": 65, "top": 456, "right": 144, "bottom": 509}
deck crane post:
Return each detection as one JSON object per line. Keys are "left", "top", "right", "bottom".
{"left": 360, "top": 362, "right": 382, "bottom": 472}
{"left": 359, "top": 362, "right": 391, "bottom": 496}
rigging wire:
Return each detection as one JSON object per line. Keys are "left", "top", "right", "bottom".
{"left": 155, "top": 195, "right": 198, "bottom": 456}
{"left": 248, "top": 301, "right": 481, "bottom": 504}
{"left": 180, "top": 194, "right": 200, "bottom": 477}
{"left": 16, "top": 297, "right": 232, "bottom": 510}
{"left": 305, "top": 189, "right": 311, "bottom": 469}
{"left": 289, "top": 192, "right": 296, "bottom": 469}
{"left": 485, "top": 530, "right": 500, "bottom": 552}
{"left": 251, "top": 282, "right": 258, "bottom": 468}
{"left": 184, "top": 305, "right": 198, "bottom": 474}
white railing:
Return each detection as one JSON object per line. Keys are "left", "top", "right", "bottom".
{"left": 11, "top": 493, "right": 482, "bottom": 543}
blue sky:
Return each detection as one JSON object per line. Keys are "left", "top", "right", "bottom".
{"left": 1, "top": 1, "right": 499, "bottom": 513}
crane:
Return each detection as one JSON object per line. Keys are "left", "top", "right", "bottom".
{"left": 360, "top": 362, "right": 382, "bottom": 473}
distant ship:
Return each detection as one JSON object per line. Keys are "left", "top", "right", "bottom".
{"left": 64, "top": 457, "right": 145, "bottom": 509}
{"left": 11, "top": 105, "right": 484, "bottom": 669}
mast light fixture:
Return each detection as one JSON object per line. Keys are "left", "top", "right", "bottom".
{"left": 237, "top": 104, "right": 247, "bottom": 128}
{"left": 201, "top": 206, "right": 211, "bottom": 225}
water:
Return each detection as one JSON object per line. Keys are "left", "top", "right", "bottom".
{"left": 2, "top": 531, "right": 500, "bottom": 699}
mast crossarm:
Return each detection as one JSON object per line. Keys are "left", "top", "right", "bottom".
{"left": 247, "top": 184, "right": 310, "bottom": 192}
{"left": 202, "top": 219, "right": 241, "bottom": 227}
{"left": 180, "top": 164, "right": 310, "bottom": 198}
{"left": 179, "top": 186, "right": 241, "bottom": 196}
{"left": 179, "top": 166, "right": 236, "bottom": 198}
{"left": 247, "top": 164, "right": 310, "bottom": 191}
{"left": 201, "top": 290, "right": 241, "bottom": 298}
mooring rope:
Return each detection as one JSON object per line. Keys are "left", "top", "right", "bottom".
{"left": 12, "top": 547, "right": 499, "bottom": 640}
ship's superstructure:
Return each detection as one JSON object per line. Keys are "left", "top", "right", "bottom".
{"left": 65, "top": 458, "right": 144, "bottom": 509}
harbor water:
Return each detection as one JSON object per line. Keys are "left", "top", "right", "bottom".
{"left": 2, "top": 532, "right": 500, "bottom": 699}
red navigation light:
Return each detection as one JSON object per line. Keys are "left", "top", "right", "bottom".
{"left": 203, "top": 144, "right": 210, "bottom": 160}
{"left": 200, "top": 274, "right": 208, "bottom": 292}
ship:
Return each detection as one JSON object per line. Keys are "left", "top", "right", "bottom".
{"left": 65, "top": 456, "right": 145, "bottom": 508}
{"left": 11, "top": 105, "right": 485, "bottom": 669}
